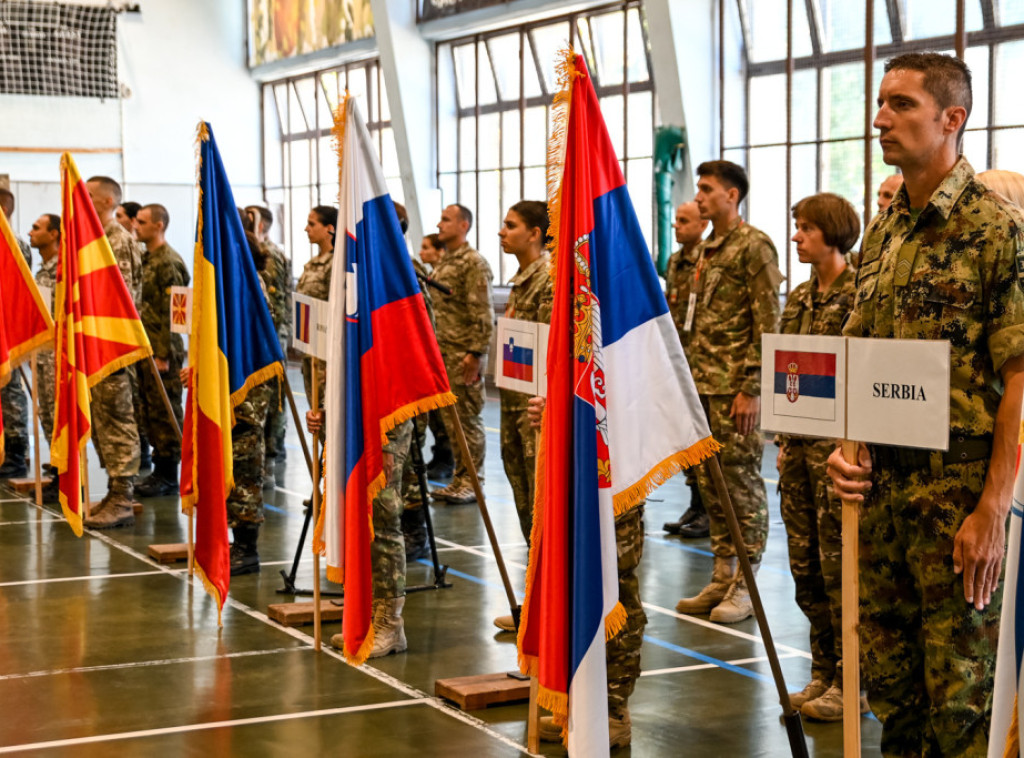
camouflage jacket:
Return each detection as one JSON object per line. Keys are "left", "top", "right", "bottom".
{"left": 296, "top": 249, "right": 333, "bottom": 301}
{"left": 16, "top": 236, "right": 31, "bottom": 268}
{"left": 36, "top": 253, "right": 57, "bottom": 316}
{"left": 260, "top": 240, "right": 292, "bottom": 345}
{"left": 779, "top": 266, "right": 856, "bottom": 336}
{"left": 432, "top": 242, "right": 494, "bottom": 357}
{"left": 105, "top": 220, "right": 143, "bottom": 303}
{"left": 500, "top": 253, "right": 552, "bottom": 410}
{"left": 140, "top": 243, "right": 190, "bottom": 360}
{"left": 664, "top": 243, "right": 701, "bottom": 350}
{"left": 844, "top": 157, "right": 1024, "bottom": 438}
{"left": 412, "top": 258, "right": 436, "bottom": 328}
{"left": 687, "top": 218, "right": 783, "bottom": 396}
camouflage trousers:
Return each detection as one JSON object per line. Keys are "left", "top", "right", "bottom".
{"left": 226, "top": 381, "right": 273, "bottom": 526}
{"left": 35, "top": 349, "right": 55, "bottom": 445}
{"left": 139, "top": 352, "right": 184, "bottom": 461}
{"left": 440, "top": 357, "right": 486, "bottom": 485}
{"left": 500, "top": 401, "right": 536, "bottom": 544}
{"left": 607, "top": 504, "right": 647, "bottom": 719}
{"left": 264, "top": 376, "right": 288, "bottom": 457}
{"left": 695, "top": 394, "right": 768, "bottom": 562}
{"left": 373, "top": 420, "right": 412, "bottom": 599}
{"left": 1, "top": 371, "right": 28, "bottom": 444}
{"left": 129, "top": 365, "right": 148, "bottom": 454}
{"left": 778, "top": 437, "right": 842, "bottom": 684}
{"left": 861, "top": 456, "right": 999, "bottom": 757}
{"left": 91, "top": 370, "right": 140, "bottom": 479}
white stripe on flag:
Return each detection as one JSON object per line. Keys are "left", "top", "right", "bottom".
{"left": 771, "top": 392, "right": 837, "bottom": 422}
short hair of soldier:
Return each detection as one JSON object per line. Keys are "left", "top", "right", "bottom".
{"left": 510, "top": 200, "right": 551, "bottom": 244}
{"left": 313, "top": 205, "right": 338, "bottom": 243}
{"left": 696, "top": 160, "right": 750, "bottom": 203}
{"left": 453, "top": 203, "right": 474, "bottom": 231}
{"left": 86, "top": 176, "right": 123, "bottom": 205}
{"left": 791, "top": 193, "right": 861, "bottom": 254}
{"left": 143, "top": 203, "right": 170, "bottom": 229}
{"left": 424, "top": 233, "right": 444, "bottom": 252}
{"left": 0, "top": 188, "right": 13, "bottom": 217}
{"left": 393, "top": 201, "right": 409, "bottom": 234}
{"left": 977, "top": 169, "right": 1024, "bottom": 209}
{"left": 885, "top": 52, "right": 972, "bottom": 139}
{"left": 120, "top": 201, "right": 141, "bottom": 220}
{"left": 246, "top": 205, "right": 273, "bottom": 232}
{"left": 43, "top": 213, "right": 62, "bottom": 239}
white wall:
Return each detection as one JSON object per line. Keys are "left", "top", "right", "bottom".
{"left": 0, "top": 0, "right": 263, "bottom": 265}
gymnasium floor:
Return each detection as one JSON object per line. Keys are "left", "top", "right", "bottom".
{"left": 0, "top": 367, "right": 882, "bottom": 756}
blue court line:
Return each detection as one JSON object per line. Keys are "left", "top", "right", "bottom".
{"left": 645, "top": 535, "right": 790, "bottom": 577}
{"left": 642, "top": 635, "right": 771, "bottom": 682}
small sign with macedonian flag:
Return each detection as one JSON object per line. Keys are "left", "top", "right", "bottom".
{"left": 170, "top": 286, "right": 192, "bottom": 334}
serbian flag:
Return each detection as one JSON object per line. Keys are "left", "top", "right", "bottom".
{"left": 181, "top": 122, "right": 285, "bottom": 621}
{"left": 53, "top": 153, "right": 152, "bottom": 536}
{"left": 315, "top": 96, "right": 455, "bottom": 665}
{"left": 517, "top": 52, "right": 719, "bottom": 755}
{"left": 0, "top": 208, "right": 55, "bottom": 463}
{"left": 773, "top": 350, "right": 837, "bottom": 421}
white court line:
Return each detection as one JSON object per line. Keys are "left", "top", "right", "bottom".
{"left": 0, "top": 699, "right": 425, "bottom": 754}
{"left": 0, "top": 517, "right": 60, "bottom": 527}
{"left": 641, "top": 651, "right": 805, "bottom": 677}
{"left": 274, "top": 486, "right": 310, "bottom": 499}
{"left": 433, "top": 537, "right": 527, "bottom": 572}
{"left": 0, "top": 647, "right": 302, "bottom": 681}
{"left": 0, "top": 569, "right": 165, "bottom": 588}
{"left": 643, "top": 602, "right": 813, "bottom": 659}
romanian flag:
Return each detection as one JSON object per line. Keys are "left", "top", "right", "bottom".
{"left": 53, "top": 153, "right": 152, "bottom": 536}
{"left": 516, "top": 52, "right": 719, "bottom": 755}
{"left": 0, "top": 208, "right": 55, "bottom": 463}
{"left": 181, "top": 122, "right": 285, "bottom": 621}
{"left": 315, "top": 96, "right": 455, "bottom": 665}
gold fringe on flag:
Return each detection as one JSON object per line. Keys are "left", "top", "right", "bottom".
{"left": 347, "top": 625, "right": 375, "bottom": 667}
{"left": 1004, "top": 693, "right": 1020, "bottom": 758}
{"left": 544, "top": 48, "right": 582, "bottom": 280}
{"left": 193, "top": 559, "right": 225, "bottom": 627}
{"left": 612, "top": 436, "right": 722, "bottom": 517}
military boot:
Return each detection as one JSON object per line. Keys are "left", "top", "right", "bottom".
{"left": 0, "top": 437, "right": 28, "bottom": 479}
{"left": 369, "top": 596, "right": 407, "bottom": 658}
{"left": 138, "top": 437, "right": 152, "bottom": 471}
{"left": 401, "top": 504, "right": 429, "bottom": 561}
{"left": 230, "top": 523, "right": 260, "bottom": 576}
{"left": 426, "top": 445, "right": 454, "bottom": 481}
{"left": 84, "top": 477, "right": 135, "bottom": 529}
{"left": 135, "top": 457, "right": 178, "bottom": 497}
{"left": 539, "top": 708, "right": 631, "bottom": 747}
{"left": 710, "top": 562, "right": 760, "bottom": 623}
{"left": 789, "top": 679, "right": 829, "bottom": 709}
{"left": 675, "top": 556, "right": 736, "bottom": 614}
{"left": 664, "top": 482, "right": 705, "bottom": 534}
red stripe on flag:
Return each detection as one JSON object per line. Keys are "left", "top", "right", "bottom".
{"left": 504, "top": 362, "right": 533, "bottom": 381}
{"left": 190, "top": 406, "right": 230, "bottom": 608}
{"left": 774, "top": 350, "right": 836, "bottom": 376}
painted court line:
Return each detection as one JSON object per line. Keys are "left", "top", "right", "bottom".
{"left": 642, "top": 651, "right": 805, "bottom": 678}
{"left": 0, "top": 699, "right": 426, "bottom": 754}
{"left": 0, "top": 517, "right": 61, "bottom": 527}
{"left": 0, "top": 569, "right": 166, "bottom": 588}
{"left": 433, "top": 537, "right": 528, "bottom": 571}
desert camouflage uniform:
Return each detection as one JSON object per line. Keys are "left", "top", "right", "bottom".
{"left": 261, "top": 240, "right": 292, "bottom": 457}
{"left": 431, "top": 242, "right": 494, "bottom": 487}
{"left": 776, "top": 266, "right": 855, "bottom": 686}
{"left": 374, "top": 420, "right": 413, "bottom": 598}
{"left": 844, "top": 158, "right": 1024, "bottom": 756}
{"left": 139, "top": 243, "right": 189, "bottom": 461}
{"left": 297, "top": 250, "right": 332, "bottom": 409}
{"left": 402, "top": 259, "right": 439, "bottom": 505}
{"left": 499, "top": 253, "right": 551, "bottom": 543}
{"left": 35, "top": 255, "right": 58, "bottom": 442}
{"left": 226, "top": 381, "right": 274, "bottom": 526}
{"left": 688, "top": 218, "right": 782, "bottom": 563}
{"left": 1, "top": 240, "right": 31, "bottom": 454}
{"left": 607, "top": 505, "right": 647, "bottom": 719}
{"left": 16, "top": 236, "right": 31, "bottom": 268}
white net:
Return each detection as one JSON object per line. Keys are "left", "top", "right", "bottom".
{"left": 0, "top": 1, "right": 118, "bottom": 98}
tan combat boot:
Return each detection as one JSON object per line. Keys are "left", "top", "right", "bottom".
{"left": 369, "top": 596, "right": 407, "bottom": 658}
{"left": 675, "top": 556, "right": 736, "bottom": 614}
{"left": 538, "top": 708, "right": 631, "bottom": 747}
{"left": 789, "top": 678, "right": 829, "bottom": 709}
{"left": 84, "top": 477, "right": 135, "bottom": 530}
{"left": 709, "top": 562, "right": 760, "bottom": 623}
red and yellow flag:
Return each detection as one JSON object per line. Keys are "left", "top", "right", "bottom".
{"left": 53, "top": 153, "right": 152, "bottom": 535}
{"left": 0, "top": 208, "right": 55, "bottom": 464}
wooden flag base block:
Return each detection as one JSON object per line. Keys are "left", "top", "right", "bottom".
{"left": 8, "top": 476, "right": 52, "bottom": 493}
{"left": 435, "top": 672, "right": 531, "bottom": 711}
{"left": 132, "top": 501, "right": 144, "bottom": 515}
{"left": 147, "top": 543, "right": 189, "bottom": 563}
{"left": 267, "top": 601, "right": 344, "bottom": 627}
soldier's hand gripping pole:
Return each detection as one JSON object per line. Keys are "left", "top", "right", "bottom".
{"left": 706, "top": 454, "right": 809, "bottom": 758}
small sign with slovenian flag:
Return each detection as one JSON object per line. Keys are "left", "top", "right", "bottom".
{"left": 495, "top": 316, "right": 546, "bottom": 395}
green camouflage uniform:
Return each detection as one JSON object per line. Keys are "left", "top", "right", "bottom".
{"left": 499, "top": 253, "right": 551, "bottom": 543}
{"left": 607, "top": 505, "right": 647, "bottom": 719}
{"left": 297, "top": 249, "right": 333, "bottom": 409}
{"left": 431, "top": 242, "right": 494, "bottom": 487}
{"left": 227, "top": 381, "right": 274, "bottom": 526}
{"left": 777, "top": 266, "right": 855, "bottom": 687}
{"left": 844, "top": 158, "right": 1024, "bottom": 756}
{"left": 90, "top": 221, "right": 142, "bottom": 478}
{"left": 34, "top": 255, "right": 58, "bottom": 443}
{"left": 1, "top": 240, "right": 31, "bottom": 452}
{"left": 139, "top": 243, "right": 189, "bottom": 461}
{"left": 665, "top": 244, "right": 703, "bottom": 496}
{"left": 374, "top": 420, "right": 413, "bottom": 598}
{"left": 688, "top": 218, "right": 782, "bottom": 563}
{"left": 261, "top": 240, "right": 292, "bottom": 457}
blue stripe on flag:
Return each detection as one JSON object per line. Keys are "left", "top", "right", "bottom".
{"left": 773, "top": 373, "right": 836, "bottom": 399}
{"left": 570, "top": 398, "right": 604, "bottom": 675}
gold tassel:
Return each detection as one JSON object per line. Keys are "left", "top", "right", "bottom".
{"left": 604, "top": 601, "right": 628, "bottom": 642}
{"left": 612, "top": 436, "right": 722, "bottom": 517}
{"left": 346, "top": 624, "right": 375, "bottom": 667}
{"left": 378, "top": 391, "right": 457, "bottom": 447}
{"left": 332, "top": 92, "right": 351, "bottom": 189}
{"left": 192, "top": 561, "right": 224, "bottom": 628}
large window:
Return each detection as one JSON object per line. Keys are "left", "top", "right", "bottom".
{"left": 725, "top": 0, "right": 1024, "bottom": 291}
{"left": 261, "top": 58, "right": 401, "bottom": 282}
{"left": 435, "top": 1, "right": 655, "bottom": 283}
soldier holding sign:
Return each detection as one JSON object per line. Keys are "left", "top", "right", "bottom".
{"left": 828, "top": 53, "right": 1024, "bottom": 755}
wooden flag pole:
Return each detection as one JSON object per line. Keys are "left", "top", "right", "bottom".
{"left": 840, "top": 439, "right": 861, "bottom": 757}
{"left": 80, "top": 448, "right": 91, "bottom": 520}
{"left": 281, "top": 374, "right": 314, "bottom": 478}
{"left": 311, "top": 363, "right": 322, "bottom": 651}
{"left": 29, "top": 353, "right": 43, "bottom": 505}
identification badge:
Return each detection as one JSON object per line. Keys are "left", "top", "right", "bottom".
{"left": 683, "top": 291, "right": 697, "bottom": 332}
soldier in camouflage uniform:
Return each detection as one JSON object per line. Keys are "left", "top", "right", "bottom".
{"left": 828, "top": 54, "right": 1024, "bottom": 756}
{"left": 28, "top": 215, "right": 60, "bottom": 500}
{"left": 775, "top": 193, "right": 860, "bottom": 721}
{"left": 662, "top": 201, "right": 710, "bottom": 538}
{"left": 298, "top": 206, "right": 336, "bottom": 412}
{"left": 430, "top": 204, "right": 494, "bottom": 505}
{"left": 134, "top": 204, "right": 190, "bottom": 497}
{"left": 226, "top": 380, "right": 274, "bottom": 575}
{"left": 248, "top": 206, "right": 292, "bottom": 463}
{"left": 0, "top": 193, "right": 32, "bottom": 479}
{"left": 675, "top": 161, "right": 783, "bottom": 625}
{"left": 82, "top": 176, "right": 143, "bottom": 529}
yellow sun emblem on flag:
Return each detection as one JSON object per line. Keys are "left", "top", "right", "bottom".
{"left": 171, "top": 292, "right": 188, "bottom": 326}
